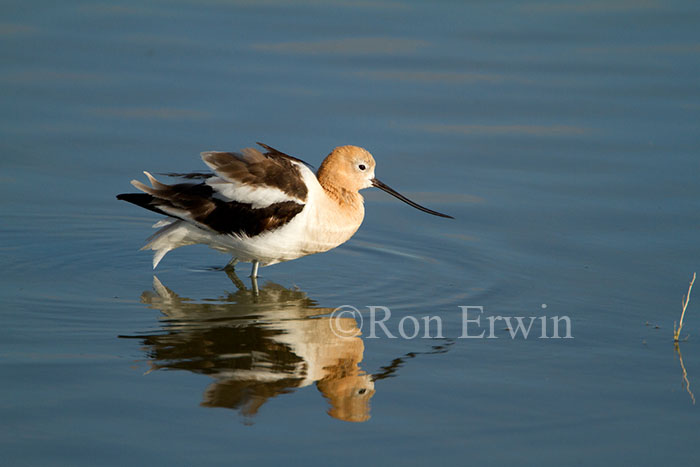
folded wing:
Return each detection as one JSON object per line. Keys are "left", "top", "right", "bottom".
{"left": 201, "top": 145, "right": 310, "bottom": 209}
{"left": 117, "top": 144, "right": 311, "bottom": 237}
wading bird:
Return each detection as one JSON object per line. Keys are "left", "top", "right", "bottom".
{"left": 117, "top": 143, "right": 452, "bottom": 277}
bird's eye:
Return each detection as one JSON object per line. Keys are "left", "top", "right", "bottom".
{"left": 358, "top": 164, "right": 366, "bottom": 171}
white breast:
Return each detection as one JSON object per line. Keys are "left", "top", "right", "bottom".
{"left": 208, "top": 168, "right": 365, "bottom": 266}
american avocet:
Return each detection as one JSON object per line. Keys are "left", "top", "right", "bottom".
{"left": 117, "top": 143, "right": 452, "bottom": 277}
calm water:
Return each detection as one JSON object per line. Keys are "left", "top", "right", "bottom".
{"left": 2, "top": 0, "right": 700, "bottom": 465}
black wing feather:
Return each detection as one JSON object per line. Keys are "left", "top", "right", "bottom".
{"left": 117, "top": 182, "right": 304, "bottom": 237}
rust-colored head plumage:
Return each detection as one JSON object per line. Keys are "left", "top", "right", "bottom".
{"left": 317, "top": 145, "right": 376, "bottom": 194}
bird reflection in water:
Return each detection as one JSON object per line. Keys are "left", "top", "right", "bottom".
{"left": 125, "top": 271, "right": 375, "bottom": 423}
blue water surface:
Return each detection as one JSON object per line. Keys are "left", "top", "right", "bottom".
{"left": 2, "top": 1, "right": 699, "bottom": 465}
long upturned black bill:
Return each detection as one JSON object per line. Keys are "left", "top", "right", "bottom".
{"left": 371, "top": 179, "right": 454, "bottom": 219}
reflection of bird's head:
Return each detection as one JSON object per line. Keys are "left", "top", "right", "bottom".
{"left": 317, "top": 369, "right": 375, "bottom": 423}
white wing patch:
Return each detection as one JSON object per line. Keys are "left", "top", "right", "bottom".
{"left": 205, "top": 176, "right": 298, "bottom": 209}
{"left": 152, "top": 218, "right": 175, "bottom": 229}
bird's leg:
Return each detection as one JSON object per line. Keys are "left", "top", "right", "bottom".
{"left": 250, "top": 260, "right": 260, "bottom": 278}
{"left": 225, "top": 257, "right": 239, "bottom": 269}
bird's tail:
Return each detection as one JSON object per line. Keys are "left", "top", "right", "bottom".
{"left": 118, "top": 172, "right": 202, "bottom": 268}
{"left": 142, "top": 219, "right": 197, "bottom": 268}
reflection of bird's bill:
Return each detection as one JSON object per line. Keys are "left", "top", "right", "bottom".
{"left": 370, "top": 339, "right": 456, "bottom": 382}
{"left": 371, "top": 178, "right": 454, "bottom": 218}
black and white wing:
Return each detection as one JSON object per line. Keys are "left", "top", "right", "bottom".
{"left": 117, "top": 144, "right": 313, "bottom": 237}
